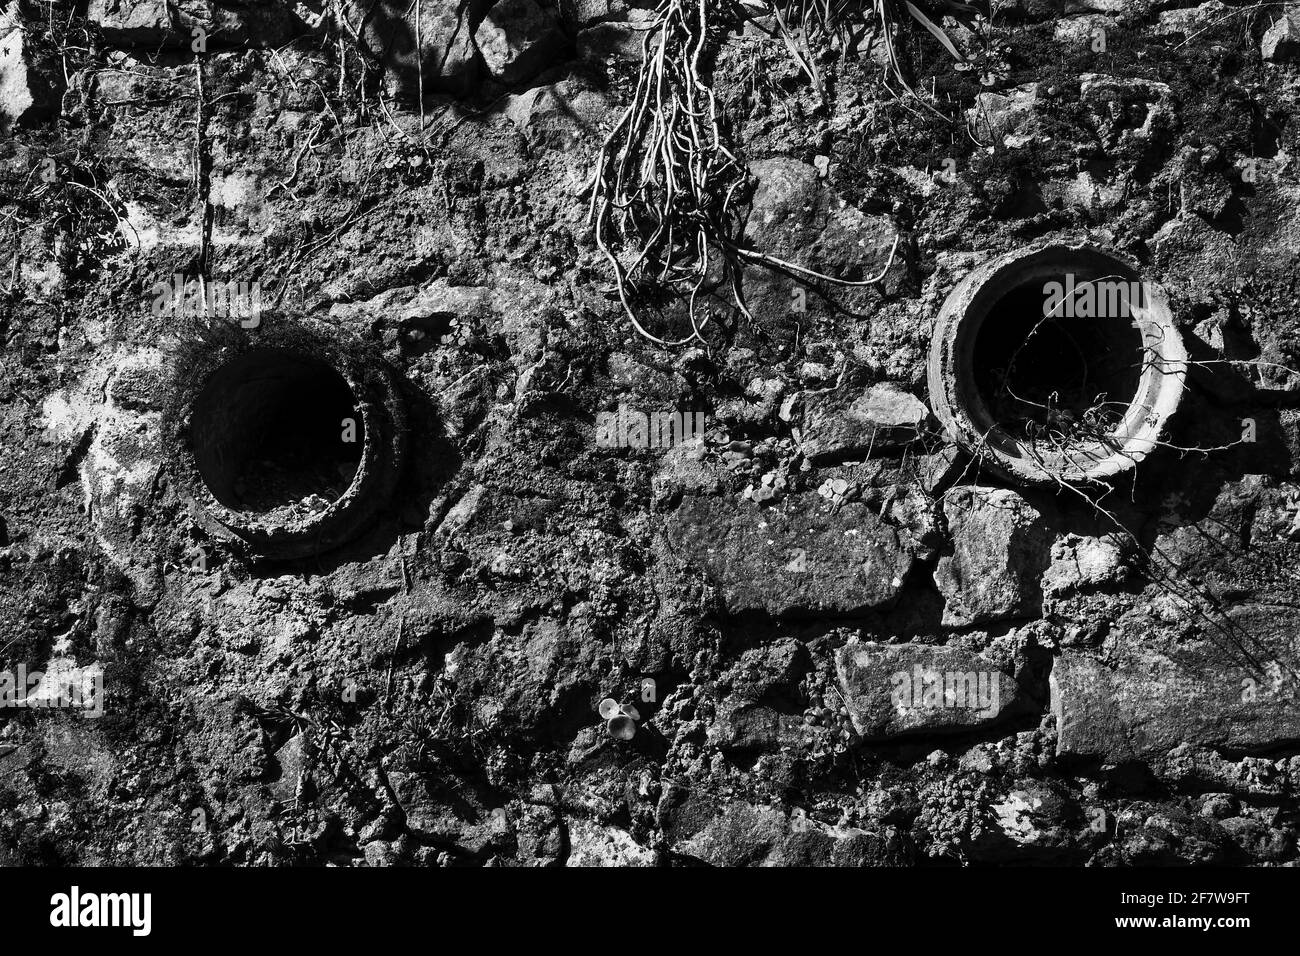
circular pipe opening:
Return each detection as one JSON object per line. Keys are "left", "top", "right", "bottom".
{"left": 191, "top": 351, "right": 365, "bottom": 517}
{"left": 929, "top": 244, "right": 1187, "bottom": 485}
{"left": 173, "top": 327, "right": 407, "bottom": 561}
{"left": 972, "top": 280, "right": 1145, "bottom": 439}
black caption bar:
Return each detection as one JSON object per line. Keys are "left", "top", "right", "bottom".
{"left": 0, "top": 866, "right": 1292, "bottom": 944}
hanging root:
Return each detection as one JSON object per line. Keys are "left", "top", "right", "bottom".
{"left": 589, "top": 0, "right": 747, "bottom": 346}
{"left": 589, "top": 0, "right": 923, "bottom": 347}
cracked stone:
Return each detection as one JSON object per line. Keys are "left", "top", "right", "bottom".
{"left": 1263, "top": 7, "right": 1300, "bottom": 62}
{"left": 564, "top": 819, "right": 654, "bottom": 866}
{"left": 708, "top": 698, "right": 806, "bottom": 752}
{"left": 387, "top": 771, "right": 503, "bottom": 856}
{"left": 674, "top": 802, "right": 788, "bottom": 865}
{"left": 1077, "top": 73, "right": 1174, "bottom": 158}
{"left": 90, "top": 0, "right": 307, "bottom": 47}
{"left": 966, "top": 84, "right": 1040, "bottom": 143}
{"left": 746, "top": 157, "right": 900, "bottom": 281}
{"left": 474, "top": 0, "right": 566, "bottom": 85}
{"left": 409, "top": 0, "right": 484, "bottom": 91}
{"left": 353, "top": 0, "right": 484, "bottom": 96}
{"left": 740, "top": 158, "right": 904, "bottom": 336}
{"left": 799, "top": 383, "right": 930, "bottom": 464}
{"left": 1155, "top": 1, "right": 1228, "bottom": 37}
{"left": 835, "top": 641, "right": 1028, "bottom": 740}
{"left": 661, "top": 493, "right": 919, "bottom": 618}
{"left": 934, "top": 486, "right": 1053, "bottom": 627}
{"left": 1042, "top": 533, "right": 1127, "bottom": 596}
{"left": 668, "top": 799, "right": 910, "bottom": 866}
{"left": 1051, "top": 623, "right": 1300, "bottom": 762}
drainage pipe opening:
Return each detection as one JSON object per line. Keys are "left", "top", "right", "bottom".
{"left": 972, "top": 280, "right": 1145, "bottom": 440}
{"left": 191, "top": 351, "right": 365, "bottom": 517}
{"left": 929, "top": 245, "right": 1187, "bottom": 485}
{"left": 173, "top": 328, "right": 408, "bottom": 561}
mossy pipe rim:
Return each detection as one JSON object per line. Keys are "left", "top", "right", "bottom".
{"left": 927, "top": 243, "right": 1188, "bottom": 486}
{"left": 170, "top": 320, "right": 407, "bottom": 561}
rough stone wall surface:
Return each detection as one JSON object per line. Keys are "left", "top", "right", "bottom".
{"left": 0, "top": 0, "right": 1298, "bottom": 867}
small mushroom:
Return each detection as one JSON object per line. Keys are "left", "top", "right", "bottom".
{"left": 606, "top": 715, "right": 636, "bottom": 740}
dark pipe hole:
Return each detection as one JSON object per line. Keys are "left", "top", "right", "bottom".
{"left": 973, "top": 279, "right": 1144, "bottom": 441}
{"left": 191, "top": 350, "right": 364, "bottom": 515}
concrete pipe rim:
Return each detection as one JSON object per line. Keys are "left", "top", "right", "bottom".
{"left": 927, "top": 243, "right": 1188, "bottom": 486}
{"left": 171, "top": 322, "right": 407, "bottom": 560}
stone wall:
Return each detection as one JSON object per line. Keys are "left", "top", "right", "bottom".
{"left": 0, "top": 0, "right": 1298, "bottom": 866}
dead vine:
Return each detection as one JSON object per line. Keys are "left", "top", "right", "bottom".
{"left": 588, "top": 0, "right": 966, "bottom": 346}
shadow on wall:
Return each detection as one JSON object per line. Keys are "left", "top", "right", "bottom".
{"left": 1076, "top": 352, "right": 1300, "bottom": 679}
{"left": 348, "top": 0, "right": 480, "bottom": 101}
{"left": 348, "top": 0, "right": 578, "bottom": 102}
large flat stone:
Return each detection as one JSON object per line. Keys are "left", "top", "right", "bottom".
{"left": 799, "top": 383, "right": 930, "bottom": 464}
{"left": 88, "top": 0, "right": 179, "bottom": 44}
{"left": 835, "top": 641, "right": 1027, "bottom": 740}
{"left": 1052, "top": 619, "right": 1300, "bottom": 761}
{"left": 661, "top": 493, "right": 918, "bottom": 618}
{"left": 90, "top": 0, "right": 306, "bottom": 47}
{"left": 934, "top": 486, "right": 1053, "bottom": 627}
{"left": 665, "top": 799, "right": 910, "bottom": 866}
